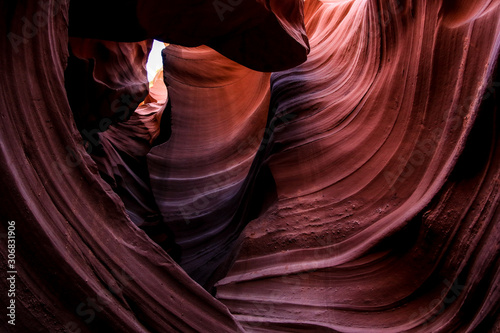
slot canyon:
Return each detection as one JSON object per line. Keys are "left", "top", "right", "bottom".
{"left": 1, "top": 0, "right": 499, "bottom": 332}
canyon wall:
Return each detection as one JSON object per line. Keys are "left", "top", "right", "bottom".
{"left": 216, "top": 0, "right": 500, "bottom": 331}
{"left": 1, "top": 0, "right": 498, "bottom": 332}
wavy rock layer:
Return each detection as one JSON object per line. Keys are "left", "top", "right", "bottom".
{"left": 65, "top": 37, "right": 181, "bottom": 257}
{"left": 216, "top": 0, "right": 500, "bottom": 332}
{"left": 0, "top": 2, "right": 243, "bottom": 332}
{"left": 65, "top": 37, "right": 151, "bottom": 133}
{"left": 1, "top": 0, "right": 499, "bottom": 332}
{"left": 147, "top": 45, "right": 271, "bottom": 288}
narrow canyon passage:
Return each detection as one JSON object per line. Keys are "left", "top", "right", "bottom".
{"left": 0, "top": 1, "right": 499, "bottom": 332}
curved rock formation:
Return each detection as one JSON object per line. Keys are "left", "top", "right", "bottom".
{"left": 1, "top": 0, "right": 499, "bottom": 332}
{"left": 65, "top": 37, "right": 152, "bottom": 133}
{"left": 147, "top": 45, "right": 271, "bottom": 288}
{"left": 0, "top": 2, "right": 243, "bottom": 332}
{"left": 68, "top": 0, "right": 310, "bottom": 71}
{"left": 216, "top": 0, "right": 500, "bottom": 331}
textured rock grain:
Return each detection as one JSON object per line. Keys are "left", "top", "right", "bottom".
{"left": 1, "top": 0, "right": 499, "bottom": 332}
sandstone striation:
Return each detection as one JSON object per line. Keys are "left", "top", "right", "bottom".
{"left": 1, "top": 0, "right": 499, "bottom": 332}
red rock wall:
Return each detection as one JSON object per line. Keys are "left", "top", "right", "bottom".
{"left": 216, "top": 0, "right": 500, "bottom": 331}
{"left": 0, "top": 2, "right": 243, "bottom": 332}
{"left": 1, "top": 0, "right": 499, "bottom": 332}
{"left": 147, "top": 45, "right": 272, "bottom": 288}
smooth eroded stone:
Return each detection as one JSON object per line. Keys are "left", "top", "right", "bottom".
{"left": 69, "top": 0, "right": 310, "bottom": 71}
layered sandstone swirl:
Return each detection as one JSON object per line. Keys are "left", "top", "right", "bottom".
{"left": 1, "top": 0, "right": 499, "bottom": 332}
